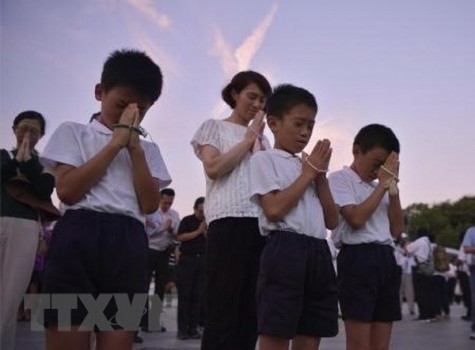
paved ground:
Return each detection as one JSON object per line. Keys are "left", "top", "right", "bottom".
{"left": 15, "top": 300, "right": 474, "bottom": 350}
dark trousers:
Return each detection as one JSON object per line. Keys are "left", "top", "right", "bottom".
{"left": 177, "top": 254, "right": 205, "bottom": 334}
{"left": 201, "top": 217, "right": 265, "bottom": 350}
{"left": 412, "top": 271, "right": 436, "bottom": 319}
{"left": 457, "top": 270, "right": 472, "bottom": 317}
{"left": 142, "top": 248, "right": 170, "bottom": 329}
{"left": 433, "top": 275, "right": 449, "bottom": 315}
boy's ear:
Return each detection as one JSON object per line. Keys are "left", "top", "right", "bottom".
{"left": 352, "top": 144, "right": 361, "bottom": 157}
{"left": 266, "top": 115, "right": 278, "bottom": 132}
{"left": 94, "top": 83, "right": 103, "bottom": 101}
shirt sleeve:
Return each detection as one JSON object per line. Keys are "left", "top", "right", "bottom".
{"left": 462, "top": 227, "right": 475, "bottom": 248}
{"left": 249, "top": 152, "right": 281, "bottom": 204}
{"left": 328, "top": 171, "right": 357, "bottom": 207}
{"left": 190, "top": 119, "right": 221, "bottom": 159}
{"left": 405, "top": 237, "right": 424, "bottom": 255}
{"left": 40, "top": 122, "right": 84, "bottom": 170}
{"left": 143, "top": 141, "right": 172, "bottom": 189}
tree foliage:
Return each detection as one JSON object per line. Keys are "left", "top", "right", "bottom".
{"left": 404, "top": 196, "right": 475, "bottom": 248}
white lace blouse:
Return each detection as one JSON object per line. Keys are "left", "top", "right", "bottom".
{"left": 191, "top": 119, "right": 270, "bottom": 224}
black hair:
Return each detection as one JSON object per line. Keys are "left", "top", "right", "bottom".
{"left": 193, "top": 196, "right": 205, "bottom": 209}
{"left": 101, "top": 49, "right": 163, "bottom": 103}
{"left": 13, "top": 110, "right": 46, "bottom": 135}
{"left": 265, "top": 84, "right": 317, "bottom": 119}
{"left": 160, "top": 188, "right": 175, "bottom": 197}
{"left": 354, "top": 124, "right": 400, "bottom": 154}
{"left": 221, "top": 70, "right": 271, "bottom": 109}
{"left": 416, "top": 227, "right": 430, "bottom": 239}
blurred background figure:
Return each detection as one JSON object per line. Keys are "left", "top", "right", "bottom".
{"left": 395, "top": 233, "right": 415, "bottom": 316}
{"left": 1, "top": 111, "right": 56, "bottom": 350}
{"left": 176, "top": 196, "right": 207, "bottom": 340}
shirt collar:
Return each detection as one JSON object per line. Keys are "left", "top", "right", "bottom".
{"left": 269, "top": 148, "right": 300, "bottom": 159}
{"left": 89, "top": 119, "right": 113, "bottom": 135}
{"left": 343, "top": 165, "right": 377, "bottom": 187}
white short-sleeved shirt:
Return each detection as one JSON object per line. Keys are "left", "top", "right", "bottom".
{"left": 405, "top": 236, "right": 432, "bottom": 263}
{"left": 191, "top": 119, "right": 270, "bottom": 224}
{"left": 41, "top": 120, "right": 172, "bottom": 224}
{"left": 328, "top": 166, "right": 393, "bottom": 246}
{"left": 462, "top": 226, "right": 475, "bottom": 265}
{"left": 249, "top": 149, "right": 327, "bottom": 239}
{"left": 146, "top": 208, "right": 180, "bottom": 251}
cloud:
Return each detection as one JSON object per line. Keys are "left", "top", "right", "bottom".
{"left": 235, "top": 3, "right": 278, "bottom": 71}
{"left": 125, "top": 0, "right": 171, "bottom": 30}
{"left": 210, "top": 3, "right": 278, "bottom": 76}
{"left": 209, "top": 3, "right": 278, "bottom": 118}
{"left": 125, "top": 18, "right": 182, "bottom": 78}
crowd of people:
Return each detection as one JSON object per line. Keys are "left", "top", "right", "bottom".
{"left": 1, "top": 48, "right": 474, "bottom": 350}
{"left": 394, "top": 229, "right": 473, "bottom": 324}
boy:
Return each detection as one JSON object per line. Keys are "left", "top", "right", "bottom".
{"left": 328, "top": 124, "right": 404, "bottom": 350}
{"left": 40, "top": 49, "right": 171, "bottom": 350}
{"left": 249, "top": 84, "right": 339, "bottom": 350}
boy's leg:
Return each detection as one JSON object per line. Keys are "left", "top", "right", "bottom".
{"left": 258, "top": 334, "right": 289, "bottom": 350}
{"left": 291, "top": 335, "right": 321, "bottom": 350}
{"left": 95, "top": 330, "right": 134, "bottom": 350}
{"left": 369, "top": 322, "right": 393, "bottom": 350}
{"left": 343, "top": 320, "right": 371, "bottom": 350}
{"left": 45, "top": 326, "right": 91, "bottom": 350}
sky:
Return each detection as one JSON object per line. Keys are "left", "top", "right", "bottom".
{"left": 1, "top": 0, "right": 474, "bottom": 216}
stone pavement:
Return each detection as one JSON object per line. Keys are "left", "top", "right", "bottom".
{"left": 15, "top": 300, "right": 474, "bottom": 350}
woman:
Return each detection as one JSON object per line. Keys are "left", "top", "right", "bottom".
{"left": 191, "top": 71, "right": 272, "bottom": 350}
{"left": 1, "top": 111, "right": 55, "bottom": 350}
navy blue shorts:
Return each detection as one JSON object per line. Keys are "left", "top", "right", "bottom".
{"left": 41, "top": 209, "right": 149, "bottom": 330}
{"left": 257, "top": 231, "right": 338, "bottom": 339}
{"left": 337, "top": 243, "right": 402, "bottom": 322}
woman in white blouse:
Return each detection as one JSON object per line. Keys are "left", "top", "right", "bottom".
{"left": 191, "top": 71, "right": 272, "bottom": 350}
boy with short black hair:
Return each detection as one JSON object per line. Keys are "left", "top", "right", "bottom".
{"left": 41, "top": 49, "right": 171, "bottom": 350}
{"left": 249, "top": 84, "right": 339, "bottom": 350}
{"left": 328, "top": 124, "right": 404, "bottom": 350}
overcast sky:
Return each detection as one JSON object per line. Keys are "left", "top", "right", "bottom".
{"left": 2, "top": 0, "right": 474, "bottom": 216}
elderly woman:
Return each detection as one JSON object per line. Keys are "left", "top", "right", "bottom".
{"left": 1, "top": 110, "right": 55, "bottom": 350}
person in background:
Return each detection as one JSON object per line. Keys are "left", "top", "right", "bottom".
{"left": 396, "top": 234, "right": 415, "bottom": 316}
{"left": 461, "top": 226, "right": 475, "bottom": 340}
{"left": 176, "top": 196, "right": 207, "bottom": 340}
{"left": 18, "top": 223, "right": 54, "bottom": 322}
{"left": 1, "top": 110, "right": 55, "bottom": 350}
{"left": 433, "top": 243, "right": 451, "bottom": 320}
{"left": 191, "top": 70, "right": 272, "bottom": 350}
{"left": 142, "top": 188, "right": 180, "bottom": 334}
{"left": 164, "top": 244, "right": 179, "bottom": 308}
{"left": 405, "top": 228, "right": 437, "bottom": 322}
{"left": 457, "top": 231, "right": 472, "bottom": 322}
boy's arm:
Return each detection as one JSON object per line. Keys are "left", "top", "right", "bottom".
{"left": 260, "top": 139, "right": 333, "bottom": 222}
{"left": 128, "top": 145, "right": 161, "bottom": 214}
{"left": 55, "top": 141, "right": 124, "bottom": 205}
{"left": 177, "top": 221, "right": 207, "bottom": 242}
{"left": 259, "top": 172, "right": 314, "bottom": 222}
{"left": 339, "top": 183, "right": 388, "bottom": 230}
{"left": 315, "top": 176, "right": 339, "bottom": 229}
{"left": 341, "top": 151, "right": 401, "bottom": 230}
{"left": 125, "top": 105, "right": 161, "bottom": 214}
{"left": 387, "top": 191, "right": 404, "bottom": 238}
